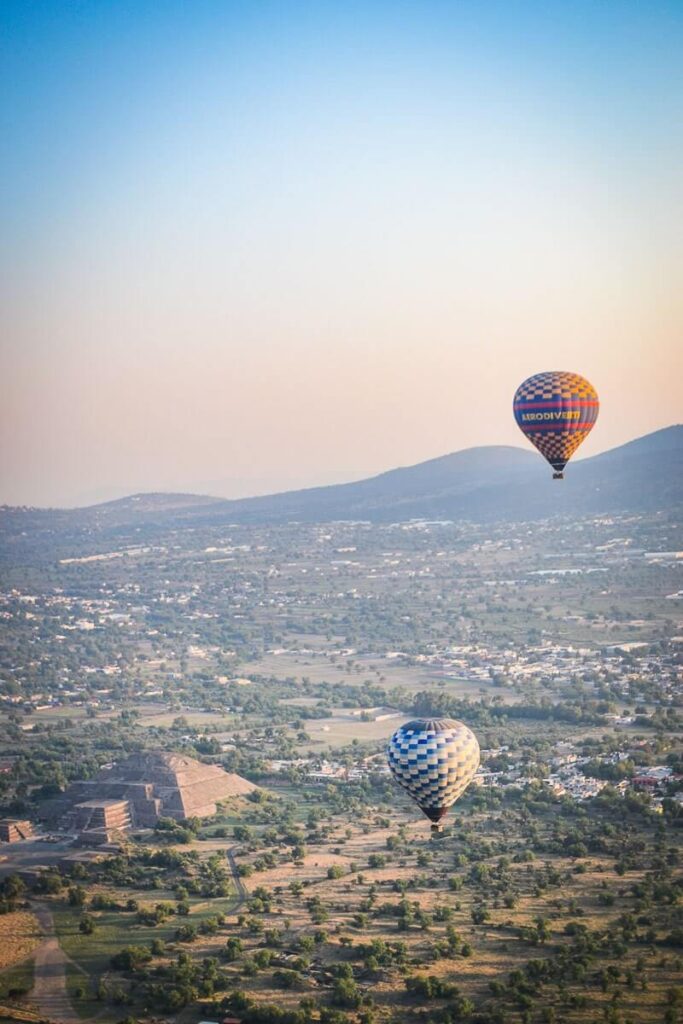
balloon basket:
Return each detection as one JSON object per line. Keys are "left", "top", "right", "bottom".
{"left": 430, "top": 823, "right": 445, "bottom": 840}
{"left": 552, "top": 472, "right": 564, "bottom": 480}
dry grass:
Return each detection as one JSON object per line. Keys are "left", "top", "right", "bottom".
{"left": 211, "top": 799, "right": 683, "bottom": 1024}
{"left": 297, "top": 714, "right": 410, "bottom": 750}
{"left": 135, "top": 709, "right": 235, "bottom": 729}
{"left": 0, "top": 911, "right": 42, "bottom": 970}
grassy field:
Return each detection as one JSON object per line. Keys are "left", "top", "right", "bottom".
{"left": 20, "top": 705, "right": 90, "bottom": 728}
{"left": 250, "top": 650, "right": 525, "bottom": 703}
{"left": 134, "top": 710, "right": 236, "bottom": 729}
{"left": 64, "top": 963, "right": 103, "bottom": 1021}
{"left": 241, "top": 651, "right": 439, "bottom": 690}
{"left": 52, "top": 902, "right": 170, "bottom": 976}
{"left": 296, "top": 712, "right": 410, "bottom": 751}
{"left": 51, "top": 893, "right": 239, "bottom": 977}
{"left": 0, "top": 959, "right": 34, "bottom": 1002}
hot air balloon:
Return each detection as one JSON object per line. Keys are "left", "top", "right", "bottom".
{"left": 387, "top": 718, "right": 480, "bottom": 835}
{"left": 513, "top": 371, "right": 599, "bottom": 479}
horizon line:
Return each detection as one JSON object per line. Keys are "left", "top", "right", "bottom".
{"left": 2, "top": 423, "right": 680, "bottom": 514}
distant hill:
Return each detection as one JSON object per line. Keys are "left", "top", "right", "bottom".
{"left": 1, "top": 426, "right": 681, "bottom": 553}
{"left": 210, "top": 425, "right": 683, "bottom": 524}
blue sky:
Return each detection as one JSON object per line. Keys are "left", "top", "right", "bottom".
{"left": 1, "top": 1, "right": 681, "bottom": 505}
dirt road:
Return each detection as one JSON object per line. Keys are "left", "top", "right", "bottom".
{"left": 226, "top": 845, "right": 248, "bottom": 908}
{"left": 31, "top": 903, "right": 82, "bottom": 1024}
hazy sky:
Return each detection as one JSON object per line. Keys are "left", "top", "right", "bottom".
{"left": 1, "top": 1, "right": 681, "bottom": 507}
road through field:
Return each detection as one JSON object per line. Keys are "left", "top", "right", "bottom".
{"left": 226, "top": 845, "right": 248, "bottom": 908}
{"left": 31, "top": 903, "right": 84, "bottom": 1024}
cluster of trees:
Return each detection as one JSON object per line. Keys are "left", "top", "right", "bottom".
{"left": 132, "top": 950, "right": 229, "bottom": 1011}
{"left": 63, "top": 844, "right": 232, "bottom": 903}
{"left": 411, "top": 690, "right": 609, "bottom": 728}
{"left": 0, "top": 874, "right": 25, "bottom": 914}
{"left": 223, "top": 988, "right": 357, "bottom": 1024}
{"left": 405, "top": 973, "right": 473, "bottom": 1017}
{"left": 154, "top": 815, "right": 203, "bottom": 845}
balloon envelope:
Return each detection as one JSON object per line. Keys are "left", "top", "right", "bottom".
{"left": 513, "top": 371, "right": 599, "bottom": 477}
{"left": 387, "top": 718, "right": 480, "bottom": 824}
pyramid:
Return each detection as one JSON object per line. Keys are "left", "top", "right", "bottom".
{"left": 54, "top": 751, "right": 256, "bottom": 833}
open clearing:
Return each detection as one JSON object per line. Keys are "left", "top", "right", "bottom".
{"left": 134, "top": 710, "right": 235, "bottom": 729}
{"left": 296, "top": 712, "right": 410, "bottom": 750}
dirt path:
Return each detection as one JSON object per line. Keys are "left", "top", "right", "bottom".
{"left": 225, "top": 845, "right": 248, "bottom": 910}
{"left": 31, "top": 903, "right": 82, "bottom": 1024}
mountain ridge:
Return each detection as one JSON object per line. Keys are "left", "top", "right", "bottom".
{"left": 1, "top": 426, "right": 681, "bottom": 542}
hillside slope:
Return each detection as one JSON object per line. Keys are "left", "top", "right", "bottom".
{"left": 1, "top": 427, "right": 681, "bottom": 556}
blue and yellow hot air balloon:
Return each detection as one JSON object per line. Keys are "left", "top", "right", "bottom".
{"left": 387, "top": 718, "right": 480, "bottom": 835}
{"left": 513, "top": 371, "right": 599, "bottom": 479}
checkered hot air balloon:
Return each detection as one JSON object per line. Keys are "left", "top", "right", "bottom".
{"left": 387, "top": 718, "right": 480, "bottom": 834}
{"left": 513, "top": 371, "right": 599, "bottom": 479}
